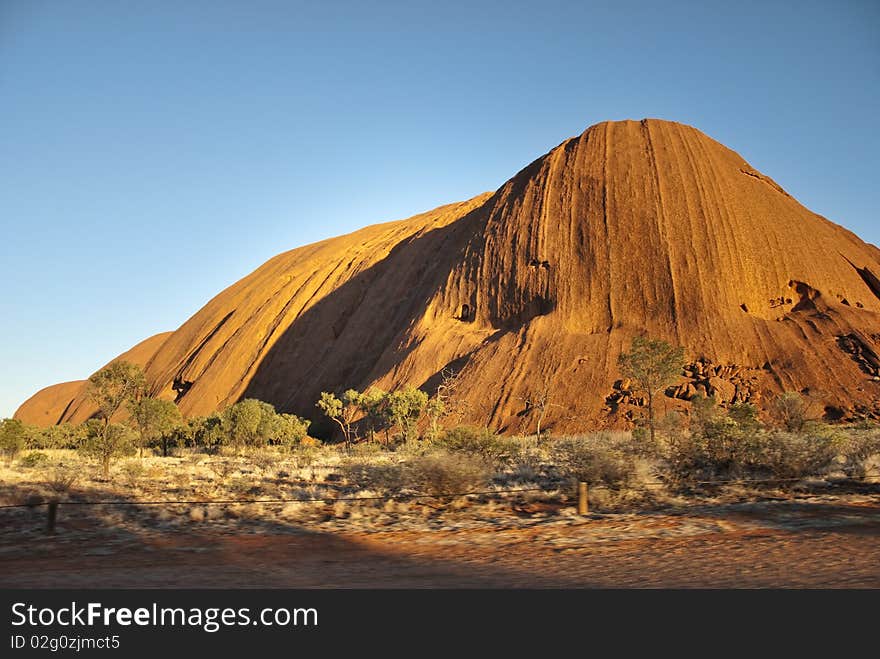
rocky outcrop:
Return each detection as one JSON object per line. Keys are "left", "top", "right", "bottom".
{"left": 16, "top": 119, "right": 880, "bottom": 431}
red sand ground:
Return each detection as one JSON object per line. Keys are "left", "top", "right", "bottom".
{"left": 2, "top": 497, "right": 878, "bottom": 588}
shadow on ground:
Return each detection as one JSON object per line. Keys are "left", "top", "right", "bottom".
{"left": 1, "top": 482, "right": 878, "bottom": 588}
{"left": 0, "top": 482, "right": 575, "bottom": 588}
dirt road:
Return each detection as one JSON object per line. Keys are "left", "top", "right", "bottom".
{"left": 1, "top": 497, "right": 878, "bottom": 588}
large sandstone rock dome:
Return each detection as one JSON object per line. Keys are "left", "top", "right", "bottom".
{"left": 17, "top": 119, "right": 880, "bottom": 432}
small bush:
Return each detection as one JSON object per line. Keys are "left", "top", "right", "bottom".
{"left": 663, "top": 416, "right": 760, "bottom": 484}
{"left": 839, "top": 429, "right": 880, "bottom": 478}
{"left": 340, "top": 459, "right": 405, "bottom": 492}
{"left": 208, "top": 459, "right": 237, "bottom": 486}
{"left": 0, "top": 418, "right": 27, "bottom": 463}
{"left": 18, "top": 451, "right": 50, "bottom": 468}
{"left": 227, "top": 476, "right": 263, "bottom": 497}
{"left": 120, "top": 460, "right": 146, "bottom": 488}
{"left": 727, "top": 403, "right": 761, "bottom": 431}
{"left": 661, "top": 417, "right": 843, "bottom": 485}
{"left": 29, "top": 423, "right": 83, "bottom": 450}
{"left": 770, "top": 391, "right": 811, "bottom": 432}
{"left": 435, "top": 426, "right": 508, "bottom": 461}
{"left": 289, "top": 445, "right": 319, "bottom": 469}
{"left": 406, "top": 451, "right": 492, "bottom": 497}
{"left": 348, "top": 441, "right": 384, "bottom": 458}
{"left": 761, "top": 428, "right": 842, "bottom": 480}
{"left": 503, "top": 452, "right": 542, "bottom": 484}
{"left": 554, "top": 434, "right": 638, "bottom": 489}
{"left": 248, "top": 449, "right": 280, "bottom": 473}
{"left": 78, "top": 421, "right": 138, "bottom": 477}
{"left": 46, "top": 465, "right": 79, "bottom": 495}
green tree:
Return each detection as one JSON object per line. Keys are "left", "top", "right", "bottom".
{"left": 78, "top": 420, "right": 137, "bottom": 477}
{"left": 220, "top": 399, "right": 278, "bottom": 453}
{"left": 522, "top": 378, "right": 555, "bottom": 440}
{"left": 87, "top": 361, "right": 147, "bottom": 423}
{"left": 689, "top": 393, "right": 718, "bottom": 432}
{"left": 268, "top": 413, "right": 311, "bottom": 450}
{"left": 316, "top": 390, "right": 361, "bottom": 446}
{"left": 0, "top": 418, "right": 27, "bottom": 463}
{"left": 129, "top": 398, "right": 183, "bottom": 457}
{"left": 34, "top": 422, "right": 84, "bottom": 450}
{"left": 187, "top": 414, "right": 225, "bottom": 451}
{"left": 424, "top": 396, "right": 446, "bottom": 441}
{"left": 770, "top": 391, "right": 810, "bottom": 433}
{"left": 618, "top": 336, "right": 686, "bottom": 445}
{"left": 85, "top": 361, "right": 147, "bottom": 473}
{"left": 385, "top": 386, "right": 429, "bottom": 443}
{"left": 357, "top": 388, "right": 387, "bottom": 443}
{"left": 728, "top": 402, "right": 761, "bottom": 432}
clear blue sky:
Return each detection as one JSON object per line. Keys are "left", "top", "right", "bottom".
{"left": 1, "top": 0, "right": 878, "bottom": 418}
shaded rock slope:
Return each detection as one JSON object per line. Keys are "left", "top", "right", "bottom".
{"left": 17, "top": 119, "right": 880, "bottom": 431}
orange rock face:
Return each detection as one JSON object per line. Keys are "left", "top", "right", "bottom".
{"left": 16, "top": 119, "right": 880, "bottom": 431}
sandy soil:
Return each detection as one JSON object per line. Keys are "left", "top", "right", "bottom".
{"left": 2, "top": 496, "right": 878, "bottom": 588}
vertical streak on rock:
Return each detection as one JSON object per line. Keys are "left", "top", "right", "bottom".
{"left": 681, "top": 122, "right": 733, "bottom": 351}
{"left": 643, "top": 120, "right": 680, "bottom": 342}
{"left": 602, "top": 122, "right": 614, "bottom": 331}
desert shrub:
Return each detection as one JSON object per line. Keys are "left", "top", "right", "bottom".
{"left": 0, "top": 418, "right": 27, "bottom": 463}
{"left": 553, "top": 434, "right": 638, "bottom": 490}
{"left": 299, "top": 436, "right": 321, "bottom": 448}
{"left": 18, "top": 451, "right": 50, "bottom": 468}
{"left": 207, "top": 458, "right": 237, "bottom": 487}
{"left": 384, "top": 386, "right": 429, "bottom": 443}
{"left": 288, "top": 444, "right": 319, "bottom": 469}
{"left": 120, "top": 460, "right": 146, "bottom": 487}
{"left": 129, "top": 397, "right": 182, "bottom": 457}
{"left": 272, "top": 414, "right": 311, "bottom": 450}
{"left": 656, "top": 410, "right": 686, "bottom": 435}
{"left": 348, "top": 441, "right": 384, "bottom": 458}
{"left": 46, "top": 465, "right": 79, "bottom": 495}
{"left": 188, "top": 415, "right": 225, "bottom": 452}
{"left": 220, "top": 399, "right": 279, "bottom": 453}
{"left": 248, "top": 449, "right": 280, "bottom": 472}
{"left": 689, "top": 394, "right": 720, "bottom": 432}
{"left": 727, "top": 402, "right": 761, "bottom": 431}
{"left": 760, "top": 428, "right": 842, "bottom": 479}
{"left": 435, "top": 425, "right": 509, "bottom": 461}
{"left": 482, "top": 435, "right": 546, "bottom": 484}
{"left": 405, "top": 451, "right": 492, "bottom": 497}
{"left": 630, "top": 417, "right": 669, "bottom": 457}
{"left": 838, "top": 429, "right": 880, "bottom": 478}
{"left": 423, "top": 396, "right": 446, "bottom": 441}
{"left": 31, "top": 423, "right": 84, "bottom": 450}
{"left": 78, "top": 420, "right": 138, "bottom": 477}
{"left": 340, "top": 459, "right": 406, "bottom": 492}
{"left": 663, "top": 416, "right": 760, "bottom": 484}
{"left": 209, "top": 401, "right": 311, "bottom": 453}
{"left": 770, "top": 391, "right": 810, "bottom": 432}
{"left": 503, "top": 455, "right": 541, "bottom": 484}
{"left": 851, "top": 418, "right": 877, "bottom": 431}
{"left": 661, "top": 416, "right": 842, "bottom": 485}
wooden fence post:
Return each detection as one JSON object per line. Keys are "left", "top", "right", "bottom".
{"left": 577, "top": 482, "right": 588, "bottom": 516}
{"left": 47, "top": 500, "right": 58, "bottom": 535}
